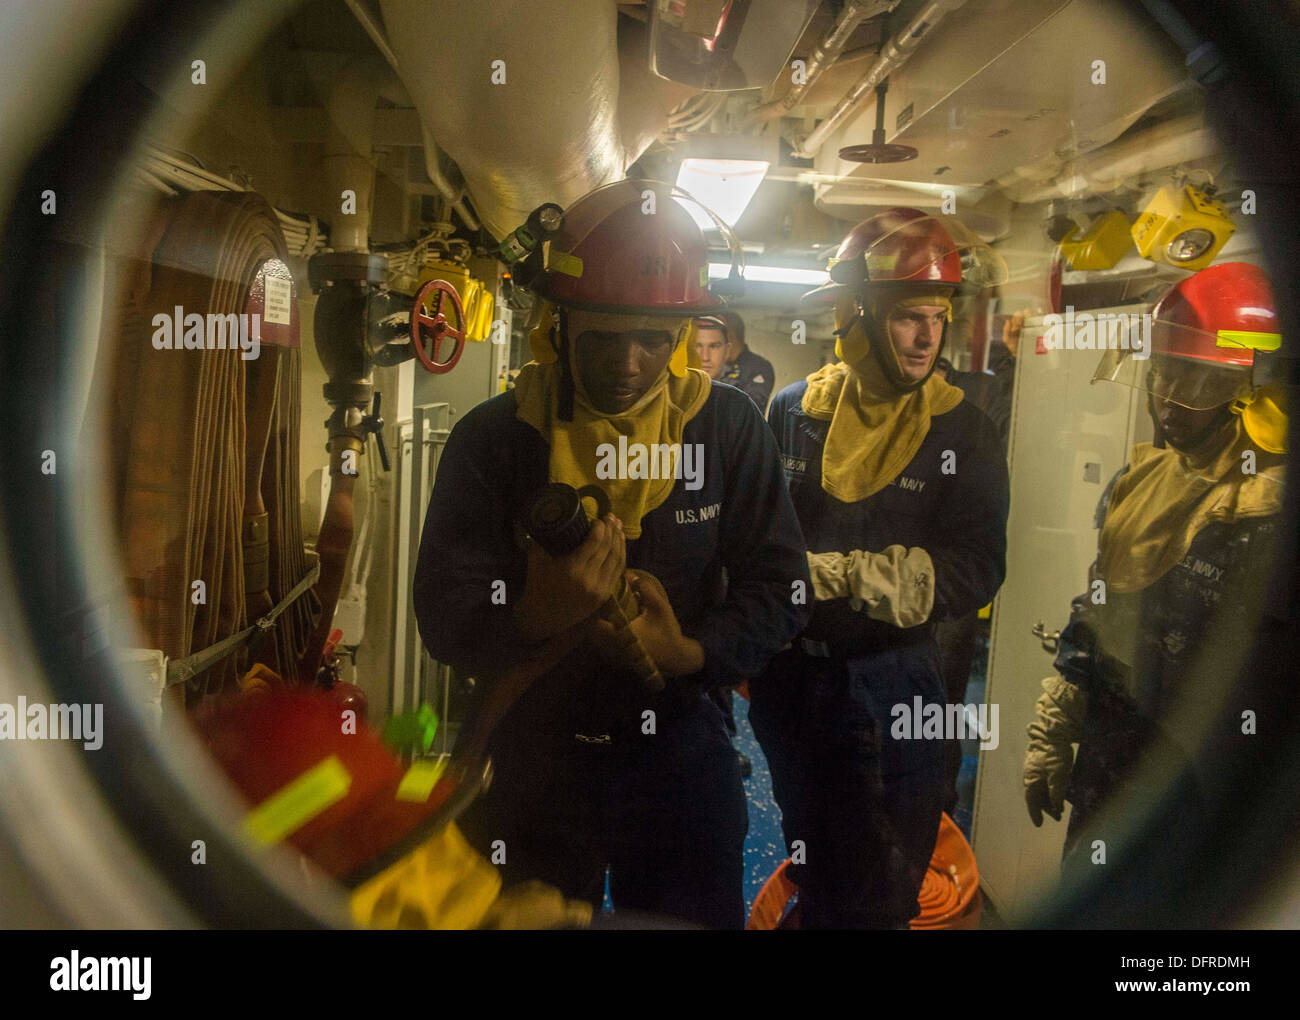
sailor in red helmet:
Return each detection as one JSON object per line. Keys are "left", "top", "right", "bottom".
{"left": 748, "top": 208, "right": 1010, "bottom": 928}
{"left": 412, "top": 180, "right": 809, "bottom": 929}
{"left": 1024, "top": 262, "right": 1287, "bottom": 896}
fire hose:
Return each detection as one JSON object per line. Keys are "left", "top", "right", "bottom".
{"left": 452, "top": 482, "right": 667, "bottom": 770}
{"left": 107, "top": 189, "right": 319, "bottom": 703}
{"left": 521, "top": 482, "right": 664, "bottom": 693}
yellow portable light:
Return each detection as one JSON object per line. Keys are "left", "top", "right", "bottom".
{"left": 1058, "top": 209, "right": 1135, "bottom": 271}
{"left": 1130, "top": 184, "right": 1235, "bottom": 271}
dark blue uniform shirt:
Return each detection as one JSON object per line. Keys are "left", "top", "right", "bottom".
{"left": 768, "top": 379, "right": 1009, "bottom": 650}
{"left": 413, "top": 382, "right": 810, "bottom": 738}
{"left": 723, "top": 348, "right": 776, "bottom": 415}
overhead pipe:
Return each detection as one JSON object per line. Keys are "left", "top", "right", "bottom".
{"left": 418, "top": 124, "right": 481, "bottom": 232}
{"left": 345, "top": 0, "right": 403, "bottom": 75}
{"left": 751, "top": 0, "right": 899, "bottom": 123}
{"left": 795, "top": 0, "right": 969, "bottom": 159}
{"left": 380, "top": 0, "right": 676, "bottom": 240}
{"left": 344, "top": 0, "right": 482, "bottom": 231}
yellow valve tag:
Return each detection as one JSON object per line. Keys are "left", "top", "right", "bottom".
{"left": 396, "top": 758, "right": 450, "bottom": 803}
{"left": 548, "top": 249, "right": 584, "bottom": 278}
{"left": 243, "top": 755, "right": 352, "bottom": 846}
{"left": 1217, "top": 329, "right": 1282, "bottom": 352}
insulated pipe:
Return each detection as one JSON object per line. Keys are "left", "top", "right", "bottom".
{"left": 314, "top": 59, "right": 381, "bottom": 252}
{"left": 795, "top": 0, "right": 969, "bottom": 159}
{"left": 381, "top": 0, "right": 630, "bottom": 239}
{"left": 752, "top": 0, "right": 898, "bottom": 122}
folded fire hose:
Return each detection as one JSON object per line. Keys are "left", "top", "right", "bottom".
{"left": 105, "top": 189, "right": 319, "bottom": 701}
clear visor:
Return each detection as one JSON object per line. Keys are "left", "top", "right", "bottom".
{"left": 1093, "top": 349, "right": 1254, "bottom": 411}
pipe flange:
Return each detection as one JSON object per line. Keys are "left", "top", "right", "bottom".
{"left": 322, "top": 379, "right": 374, "bottom": 408}
{"left": 307, "top": 252, "right": 390, "bottom": 292}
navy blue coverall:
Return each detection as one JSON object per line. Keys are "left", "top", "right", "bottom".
{"left": 722, "top": 347, "right": 777, "bottom": 415}
{"left": 749, "top": 379, "right": 1009, "bottom": 927}
{"left": 413, "top": 382, "right": 810, "bottom": 929}
{"left": 1053, "top": 465, "right": 1281, "bottom": 897}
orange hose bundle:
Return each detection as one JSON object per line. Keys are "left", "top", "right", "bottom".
{"left": 746, "top": 813, "right": 981, "bottom": 930}
{"left": 745, "top": 857, "right": 797, "bottom": 930}
{"left": 909, "top": 812, "right": 982, "bottom": 929}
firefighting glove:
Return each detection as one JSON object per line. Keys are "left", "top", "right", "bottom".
{"left": 1023, "top": 675, "right": 1087, "bottom": 827}
{"left": 806, "top": 546, "right": 936, "bottom": 628}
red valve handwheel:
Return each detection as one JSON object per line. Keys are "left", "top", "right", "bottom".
{"left": 410, "top": 278, "right": 468, "bottom": 374}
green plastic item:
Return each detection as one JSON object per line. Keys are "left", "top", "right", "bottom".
{"left": 381, "top": 703, "right": 440, "bottom": 756}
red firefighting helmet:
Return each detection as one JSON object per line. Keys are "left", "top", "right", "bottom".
{"left": 1150, "top": 261, "right": 1280, "bottom": 366}
{"left": 803, "top": 207, "right": 1003, "bottom": 305}
{"left": 530, "top": 179, "right": 738, "bottom": 317}
{"left": 1094, "top": 262, "right": 1282, "bottom": 411}
{"left": 195, "top": 689, "right": 484, "bottom": 885}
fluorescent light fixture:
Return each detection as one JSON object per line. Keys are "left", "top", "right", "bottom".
{"left": 675, "top": 158, "right": 769, "bottom": 229}
{"left": 709, "top": 263, "right": 829, "bottom": 286}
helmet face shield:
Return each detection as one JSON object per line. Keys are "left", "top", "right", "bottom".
{"left": 1092, "top": 260, "right": 1283, "bottom": 410}
{"left": 1093, "top": 347, "right": 1254, "bottom": 411}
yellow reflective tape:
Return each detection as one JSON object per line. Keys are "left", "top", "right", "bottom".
{"left": 396, "top": 758, "right": 449, "bottom": 803}
{"left": 700, "top": 266, "right": 709, "bottom": 287}
{"left": 242, "top": 755, "right": 351, "bottom": 846}
{"left": 866, "top": 254, "right": 898, "bottom": 272}
{"left": 1217, "top": 329, "right": 1281, "bottom": 352}
{"left": 547, "top": 250, "right": 583, "bottom": 278}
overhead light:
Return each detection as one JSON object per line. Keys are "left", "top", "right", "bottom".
{"left": 676, "top": 158, "right": 769, "bottom": 230}
{"left": 709, "top": 263, "right": 828, "bottom": 286}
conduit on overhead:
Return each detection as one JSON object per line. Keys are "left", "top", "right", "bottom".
{"left": 137, "top": 147, "right": 328, "bottom": 257}
{"left": 752, "top": 0, "right": 899, "bottom": 122}
{"left": 105, "top": 190, "right": 319, "bottom": 704}
{"left": 795, "top": 0, "right": 969, "bottom": 159}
